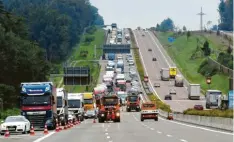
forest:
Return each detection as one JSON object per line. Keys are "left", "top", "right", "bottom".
{"left": 0, "top": 0, "right": 104, "bottom": 109}
{"left": 218, "top": 0, "right": 233, "bottom": 31}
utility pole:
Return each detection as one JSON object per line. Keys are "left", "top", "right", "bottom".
{"left": 197, "top": 7, "right": 206, "bottom": 31}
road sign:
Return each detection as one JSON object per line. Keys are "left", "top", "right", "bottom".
{"left": 228, "top": 90, "right": 233, "bottom": 109}
{"left": 168, "top": 37, "right": 175, "bottom": 43}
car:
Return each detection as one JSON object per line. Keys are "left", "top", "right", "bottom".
{"left": 194, "top": 105, "right": 204, "bottom": 110}
{"left": 0, "top": 116, "right": 30, "bottom": 135}
{"left": 148, "top": 48, "right": 152, "bottom": 51}
{"left": 169, "top": 88, "right": 176, "bottom": 94}
{"left": 154, "top": 83, "right": 160, "bottom": 87}
{"left": 164, "top": 95, "right": 172, "bottom": 100}
{"left": 84, "top": 109, "right": 97, "bottom": 119}
{"left": 140, "top": 102, "right": 159, "bottom": 121}
{"left": 152, "top": 58, "right": 157, "bottom": 61}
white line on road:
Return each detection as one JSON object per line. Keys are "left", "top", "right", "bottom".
{"left": 106, "top": 136, "right": 110, "bottom": 139}
{"left": 105, "top": 133, "right": 108, "bottom": 135}
{"left": 157, "top": 131, "right": 162, "bottom": 134}
{"left": 150, "top": 128, "right": 155, "bottom": 130}
{"left": 33, "top": 132, "right": 55, "bottom": 142}
{"left": 180, "top": 139, "right": 188, "bottom": 142}
{"left": 166, "top": 134, "right": 172, "bottom": 137}
{"left": 105, "top": 128, "right": 108, "bottom": 132}
{"left": 117, "top": 123, "right": 120, "bottom": 130}
{"left": 159, "top": 117, "right": 234, "bottom": 135}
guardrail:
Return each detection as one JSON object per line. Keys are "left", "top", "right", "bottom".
{"left": 159, "top": 109, "right": 233, "bottom": 132}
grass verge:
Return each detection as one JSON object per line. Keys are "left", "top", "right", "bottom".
{"left": 64, "top": 27, "right": 104, "bottom": 92}
{"left": 156, "top": 31, "right": 229, "bottom": 94}
{"left": 128, "top": 28, "right": 172, "bottom": 112}
{"left": 183, "top": 108, "right": 233, "bottom": 118}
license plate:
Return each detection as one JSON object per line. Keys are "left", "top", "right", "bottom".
{"left": 8, "top": 128, "right": 15, "bottom": 130}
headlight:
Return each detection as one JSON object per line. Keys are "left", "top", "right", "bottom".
{"left": 84, "top": 114, "right": 87, "bottom": 116}
{"left": 22, "top": 87, "right": 26, "bottom": 92}
{"left": 60, "top": 116, "right": 64, "bottom": 120}
{"left": 1, "top": 125, "right": 5, "bottom": 128}
{"left": 45, "top": 86, "right": 50, "bottom": 91}
{"left": 116, "top": 113, "right": 120, "bottom": 116}
{"left": 101, "top": 114, "right": 104, "bottom": 117}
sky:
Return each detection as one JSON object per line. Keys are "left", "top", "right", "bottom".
{"left": 90, "top": 0, "right": 221, "bottom": 30}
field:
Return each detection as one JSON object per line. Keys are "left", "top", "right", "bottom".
{"left": 156, "top": 32, "right": 229, "bottom": 94}
{"left": 54, "top": 27, "right": 105, "bottom": 92}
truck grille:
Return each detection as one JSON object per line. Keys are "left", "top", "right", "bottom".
{"left": 27, "top": 115, "right": 46, "bottom": 127}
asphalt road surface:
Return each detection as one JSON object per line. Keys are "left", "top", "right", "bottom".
{"left": 133, "top": 29, "right": 206, "bottom": 112}
{"left": 2, "top": 111, "right": 233, "bottom": 142}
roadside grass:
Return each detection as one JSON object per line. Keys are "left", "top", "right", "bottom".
{"left": 156, "top": 32, "right": 229, "bottom": 94}
{"left": 64, "top": 28, "right": 104, "bottom": 93}
{"left": 128, "top": 28, "right": 172, "bottom": 112}
{"left": 183, "top": 108, "right": 233, "bottom": 118}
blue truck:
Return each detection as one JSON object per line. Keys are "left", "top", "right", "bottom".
{"left": 108, "top": 53, "right": 115, "bottom": 60}
{"left": 20, "top": 82, "right": 58, "bottom": 130}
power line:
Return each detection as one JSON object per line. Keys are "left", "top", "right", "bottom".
{"left": 197, "top": 7, "right": 206, "bottom": 31}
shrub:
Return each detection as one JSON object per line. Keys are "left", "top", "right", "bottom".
{"left": 86, "top": 26, "right": 97, "bottom": 34}
{"left": 84, "top": 35, "right": 95, "bottom": 43}
{"left": 147, "top": 93, "right": 172, "bottom": 112}
{"left": 198, "top": 59, "right": 218, "bottom": 76}
{"left": 0, "top": 108, "right": 20, "bottom": 120}
{"left": 183, "top": 108, "right": 233, "bottom": 118}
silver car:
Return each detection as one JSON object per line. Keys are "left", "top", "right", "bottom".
{"left": 84, "top": 110, "right": 97, "bottom": 119}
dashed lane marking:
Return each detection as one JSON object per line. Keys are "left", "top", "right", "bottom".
{"left": 157, "top": 131, "right": 162, "bottom": 134}
{"left": 150, "top": 128, "right": 155, "bottom": 130}
{"left": 105, "top": 133, "right": 108, "bottom": 135}
{"left": 180, "top": 139, "right": 188, "bottom": 142}
{"left": 106, "top": 136, "right": 110, "bottom": 139}
{"left": 166, "top": 134, "right": 172, "bottom": 137}
{"left": 33, "top": 132, "right": 55, "bottom": 142}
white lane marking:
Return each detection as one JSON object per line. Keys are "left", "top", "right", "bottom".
{"left": 147, "top": 31, "right": 170, "bottom": 67}
{"left": 33, "top": 132, "right": 55, "bottom": 142}
{"left": 105, "top": 133, "right": 108, "bottom": 135}
{"left": 102, "top": 124, "right": 104, "bottom": 128}
{"left": 150, "top": 128, "right": 155, "bottom": 130}
{"left": 134, "top": 31, "right": 233, "bottom": 136}
{"left": 159, "top": 117, "right": 234, "bottom": 135}
{"left": 132, "top": 115, "right": 139, "bottom": 121}
{"left": 166, "top": 134, "right": 172, "bottom": 137}
{"left": 180, "top": 139, "right": 188, "bottom": 142}
{"left": 106, "top": 136, "right": 110, "bottom": 139}
{"left": 157, "top": 131, "right": 162, "bottom": 134}
{"left": 109, "top": 141, "right": 113, "bottom": 142}
{"left": 117, "top": 123, "right": 120, "bottom": 130}
{"left": 105, "top": 128, "right": 108, "bottom": 132}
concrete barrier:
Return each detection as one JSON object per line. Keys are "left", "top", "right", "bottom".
{"left": 158, "top": 109, "right": 233, "bottom": 132}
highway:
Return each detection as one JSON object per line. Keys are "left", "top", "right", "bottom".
{"left": 133, "top": 29, "right": 205, "bottom": 112}
{"left": 1, "top": 28, "right": 233, "bottom": 142}
{"left": 2, "top": 112, "right": 233, "bottom": 142}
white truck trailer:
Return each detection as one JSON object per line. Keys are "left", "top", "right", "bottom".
{"left": 56, "top": 88, "right": 68, "bottom": 125}
{"left": 188, "top": 84, "right": 201, "bottom": 100}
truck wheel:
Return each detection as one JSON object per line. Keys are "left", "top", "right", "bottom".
{"left": 155, "top": 117, "right": 158, "bottom": 121}
{"left": 115, "top": 118, "right": 120, "bottom": 122}
{"left": 98, "top": 118, "right": 104, "bottom": 123}
{"left": 141, "top": 118, "right": 144, "bottom": 121}
{"left": 136, "top": 108, "right": 140, "bottom": 112}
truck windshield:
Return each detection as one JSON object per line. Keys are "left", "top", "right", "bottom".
{"left": 21, "top": 95, "right": 50, "bottom": 106}
{"left": 68, "top": 100, "right": 80, "bottom": 108}
{"left": 103, "top": 98, "right": 118, "bottom": 105}
{"left": 57, "top": 97, "right": 62, "bottom": 108}
{"left": 129, "top": 96, "right": 138, "bottom": 102}
{"left": 84, "top": 99, "right": 93, "bottom": 104}
{"left": 209, "top": 92, "right": 221, "bottom": 104}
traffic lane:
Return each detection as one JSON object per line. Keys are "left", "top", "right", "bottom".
{"left": 40, "top": 119, "right": 107, "bottom": 142}
{"left": 133, "top": 30, "right": 201, "bottom": 111}
{"left": 133, "top": 113, "right": 233, "bottom": 142}
{"left": 107, "top": 111, "right": 177, "bottom": 142}
{"left": 0, "top": 130, "right": 54, "bottom": 142}
{"left": 135, "top": 31, "right": 192, "bottom": 100}
{"left": 148, "top": 31, "right": 190, "bottom": 86}
{"left": 98, "top": 60, "right": 108, "bottom": 84}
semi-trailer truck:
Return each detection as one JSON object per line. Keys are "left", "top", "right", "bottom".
{"left": 83, "top": 92, "right": 95, "bottom": 111}
{"left": 20, "top": 82, "right": 57, "bottom": 130}
{"left": 160, "top": 68, "right": 170, "bottom": 81}
{"left": 188, "top": 84, "right": 200, "bottom": 100}
{"left": 56, "top": 88, "right": 68, "bottom": 125}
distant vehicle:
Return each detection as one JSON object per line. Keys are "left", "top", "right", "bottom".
{"left": 0, "top": 116, "right": 30, "bottom": 135}
{"left": 175, "top": 74, "right": 183, "bottom": 87}
{"left": 84, "top": 109, "right": 97, "bottom": 119}
{"left": 188, "top": 84, "right": 201, "bottom": 100}
{"left": 129, "top": 60, "right": 134, "bottom": 66}
{"left": 160, "top": 68, "right": 170, "bottom": 81}
{"left": 140, "top": 102, "right": 159, "bottom": 121}
{"left": 107, "top": 61, "right": 115, "bottom": 68}
{"left": 106, "top": 66, "right": 114, "bottom": 71}
{"left": 164, "top": 95, "right": 172, "bottom": 100}
{"left": 68, "top": 93, "right": 85, "bottom": 121}
{"left": 68, "top": 111, "right": 76, "bottom": 122}
{"left": 152, "top": 58, "right": 157, "bottom": 61}
{"left": 205, "top": 90, "right": 222, "bottom": 109}
{"left": 154, "top": 83, "right": 160, "bottom": 87}
{"left": 126, "top": 94, "right": 141, "bottom": 112}
{"left": 56, "top": 88, "right": 68, "bottom": 125}
{"left": 194, "top": 105, "right": 204, "bottom": 110}
{"left": 108, "top": 53, "right": 115, "bottom": 60}
{"left": 148, "top": 48, "right": 152, "bottom": 51}
{"left": 169, "top": 88, "right": 176, "bottom": 95}
{"left": 169, "top": 67, "right": 177, "bottom": 78}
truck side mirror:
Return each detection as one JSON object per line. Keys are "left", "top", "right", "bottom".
{"left": 82, "top": 103, "right": 84, "bottom": 107}
{"left": 51, "top": 96, "right": 55, "bottom": 104}
{"left": 64, "top": 100, "right": 68, "bottom": 106}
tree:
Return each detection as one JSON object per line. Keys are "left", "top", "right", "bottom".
{"left": 202, "top": 40, "right": 211, "bottom": 56}
{"left": 186, "top": 31, "right": 191, "bottom": 40}
{"left": 227, "top": 46, "right": 233, "bottom": 54}
{"left": 158, "top": 18, "right": 174, "bottom": 32}
{"left": 211, "top": 25, "right": 218, "bottom": 30}
{"left": 156, "top": 24, "right": 160, "bottom": 31}
{"left": 218, "top": 0, "right": 233, "bottom": 31}
{"left": 182, "top": 26, "right": 187, "bottom": 32}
